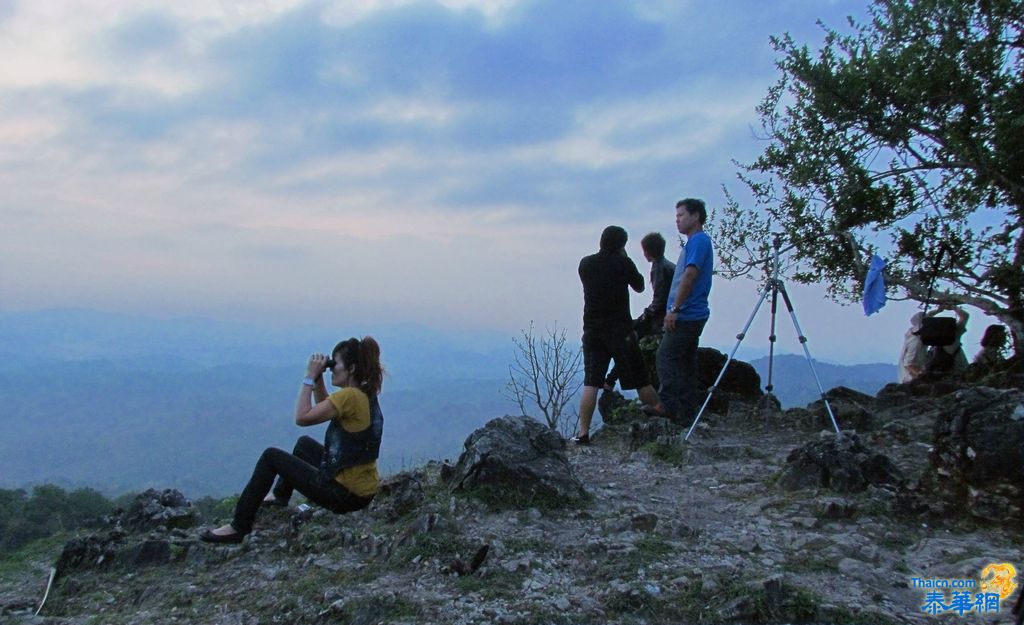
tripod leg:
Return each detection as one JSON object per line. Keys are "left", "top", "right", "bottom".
{"left": 776, "top": 284, "right": 841, "bottom": 434}
{"left": 684, "top": 282, "right": 772, "bottom": 442}
{"left": 766, "top": 280, "right": 779, "bottom": 393}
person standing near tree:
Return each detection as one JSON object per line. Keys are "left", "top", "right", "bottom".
{"left": 926, "top": 306, "right": 969, "bottom": 375}
{"left": 573, "top": 226, "right": 666, "bottom": 444}
{"left": 897, "top": 310, "right": 940, "bottom": 383}
{"left": 648, "top": 199, "right": 713, "bottom": 423}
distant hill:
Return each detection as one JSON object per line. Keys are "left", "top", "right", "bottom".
{"left": 0, "top": 309, "right": 899, "bottom": 495}
{"left": 0, "top": 309, "right": 518, "bottom": 496}
{"left": 0, "top": 358, "right": 514, "bottom": 496}
{"left": 748, "top": 354, "right": 896, "bottom": 408}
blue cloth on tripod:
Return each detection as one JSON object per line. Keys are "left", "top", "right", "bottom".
{"left": 862, "top": 254, "right": 887, "bottom": 316}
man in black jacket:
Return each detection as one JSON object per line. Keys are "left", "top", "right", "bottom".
{"left": 573, "top": 226, "right": 666, "bottom": 444}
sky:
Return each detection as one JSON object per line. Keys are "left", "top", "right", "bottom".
{"left": 0, "top": 0, "right": 996, "bottom": 364}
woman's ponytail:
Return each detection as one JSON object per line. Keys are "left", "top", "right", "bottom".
{"left": 358, "top": 336, "right": 384, "bottom": 395}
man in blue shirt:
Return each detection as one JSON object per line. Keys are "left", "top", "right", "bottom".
{"left": 647, "top": 198, "right": 713, "bottom": 422}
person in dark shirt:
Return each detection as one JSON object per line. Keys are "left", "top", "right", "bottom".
{"left": 605, "top": 232, "right": 676, "bottom": 389}
{"left": 573, "top": 226, "right": 666, "bottom": 444}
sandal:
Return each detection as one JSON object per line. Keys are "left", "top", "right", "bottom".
{"left": 570, "top": 433, "right": 590, "bottom": 445}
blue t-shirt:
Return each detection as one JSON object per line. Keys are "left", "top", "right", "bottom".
{"left": 666, "top": 231, "right": 713, "bottom": 321}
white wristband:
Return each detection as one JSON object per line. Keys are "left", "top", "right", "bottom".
{"left": 301, "top": 377, "right": 315, "bottom": 386}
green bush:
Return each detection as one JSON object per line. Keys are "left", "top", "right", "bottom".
{"left": 192, "top": 494, "right": 238, "bottom": 523}
{"left": 0, "top": 485, "right": 114, "bottom": 555}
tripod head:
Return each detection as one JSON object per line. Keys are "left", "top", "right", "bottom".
{"left": 760, "top": 233, "right": 787, "bottom": 289}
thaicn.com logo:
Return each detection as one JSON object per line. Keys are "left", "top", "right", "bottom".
{"left": 913, "top": 563, "right": 1019, "bottom": 616}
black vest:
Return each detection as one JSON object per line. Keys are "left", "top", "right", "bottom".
{"left": 320, "top": 392, "right": 383, "bottom": 481}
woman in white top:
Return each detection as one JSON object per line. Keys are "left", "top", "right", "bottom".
{"left": 897, "top": 312, "right": 928, "bottom": 383}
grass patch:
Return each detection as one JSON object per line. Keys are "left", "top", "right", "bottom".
{"left": 192, "top": 494, "right": 238, "bottom": 524}
{"left": 604, "top": 587, "right": 660, "bottom": 616}
{"left": 763, "top": 469, "right": 785, "bottom": 488}
{"left": 604, "top": 581, "right": 704, "bottom": 623}
{"left": 599, "top": 577, "right": 884, "bottom": 624}
{"left": 634, "top": 535, "right": 673, "bottom": 559}
{"left": 504, "top": 536, "right": 555, "bottom": 553}
{"left": 641, "top": 441, "right": 686, "bottom": 465}
{"left": 461, "top": 479, "right": 591, "bottom": 512}
{"left": 455, "top": 569, "right": 527, "bottom": 599}
{"left": 608, "top": 401, "right": 645, "bottom": 424}
{"left": 328, "top": 595, "right": 423, "bottom": 623}
{"left": 391, "top": 528, "right": 477, "bottom": 565}
{"left": 785, "top": 555, "right": 839, "bottom": 574}
{"left": 752, "top": 583, "right": 819, "bottom": 623}
{"left": 595, "top": 536, "right": 675, "bottom": 580}
{"left": 0, "top": 533, "right": 67, "bottom": 578}
{"left": 520, "top": 604, "right": 584, "bottom": 625}
{"left": 876, "top": 524, "right": 923, "bottom": 550}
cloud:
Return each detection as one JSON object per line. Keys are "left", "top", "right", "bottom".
{"left": 104, "top": 10, "right": 183, "bottom": 58}
{"left": 9, "top": 2, "right": 778, "bottom": 194}
{"left": 0, "top": 1, "right": 16, "bottom": 24}
{"left": 2, "top": 0, "right": 821, "bottom": 216}
{"left": 2, "top": 0, "right": 924, "bottom": 361}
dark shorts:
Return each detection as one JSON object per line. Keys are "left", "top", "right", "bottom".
{"left": 582, "top": 322, "right": 649, "bottom": 390}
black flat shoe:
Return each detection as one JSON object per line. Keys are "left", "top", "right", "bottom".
{"left": 199, "top": 528, "right": 245, "bottom": 544}
{"left": 262, "top": 497, "right": 289, "bottom": 508}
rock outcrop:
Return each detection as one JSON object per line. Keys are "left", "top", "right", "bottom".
{"left": 372, "top": 471, "right": 426, "bottom": 521}
{"left": 777, "top": 431, "right": 903, "bottom": 493}
{"left": 55, "top": 489, "right": 196, "bottom": 577}
{"left": 121, "top": 488, "right": 196, "bottom": 531}
{"left": 696, "top": 347, "right": 762, "bottom": 399}
{"left": 925, "top": 386, "right": 1024, "bottom": 523}
{"left": 442, "top": 415, "right": 588, "bottom": 507}
{"left": 807, "top": 386, "right": 876, "bottom": 432}
{"left": 9, "top": 381, "right": 1024, "bottom": 625}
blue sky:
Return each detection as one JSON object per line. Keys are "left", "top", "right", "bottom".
{"left": 0, "top": 0, "right": 990, "bottom": 364}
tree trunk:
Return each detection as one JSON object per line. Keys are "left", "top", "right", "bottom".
{"left": 1007, "top": 317, "right": 1023, "bottom": 359}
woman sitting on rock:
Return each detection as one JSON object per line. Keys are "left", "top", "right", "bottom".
{"left": 201, "top": 337, "right": 384, "bottom": 544}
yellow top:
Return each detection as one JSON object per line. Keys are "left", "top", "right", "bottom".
{"left": 327, "top": 387, "right": 380, "bottom": 497}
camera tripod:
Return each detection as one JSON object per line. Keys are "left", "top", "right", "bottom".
{"left": 684, "top": 244, "right": 841, "bottom": 441}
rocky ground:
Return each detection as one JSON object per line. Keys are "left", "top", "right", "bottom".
{"left": 2, "top": 383, "right": 1023, "bottom": 625}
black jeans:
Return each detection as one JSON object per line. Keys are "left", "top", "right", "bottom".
{"left": 656, "top": 318, "right": 707, "bottom": 422}
{"left": 232, "top": 435, "right": 373, "bottom": 534}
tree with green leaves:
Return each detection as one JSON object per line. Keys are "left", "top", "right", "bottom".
{"left": 714, "top": 0, "right": 1023, "bottom": 355}
{"left": 0, "top": 485, "right": 114, "bottom": 554}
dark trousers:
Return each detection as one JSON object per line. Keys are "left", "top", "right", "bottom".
{"left": 232, "top": 435, "right": 373, "bottom": 534}
{"left": 606, "top": 315, "right": 663, "bottom": 388}
{"left": 656, "top": 318, "right": 707, "bottom": 422}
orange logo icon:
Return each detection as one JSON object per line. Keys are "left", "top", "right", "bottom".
{"left": 980, "top": 563, "right": 1018, "bottom": 600}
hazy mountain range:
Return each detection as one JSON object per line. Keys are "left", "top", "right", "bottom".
{"left": 0, "top": 309, "right": 895, "bottom": 496}
{"left": 748, "top": 355, "right": 896, "bottom": 407}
